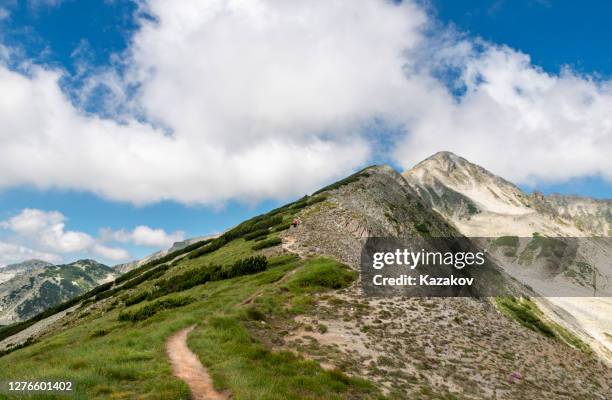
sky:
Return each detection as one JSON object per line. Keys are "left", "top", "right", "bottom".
{"left": 0, "top": 0, "right": 611, "bottom": 266}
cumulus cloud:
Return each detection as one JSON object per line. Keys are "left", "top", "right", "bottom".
{"left": 92, "top": 244, "right": 130, "bottom": 261}
{"left": 102, "top": 225, "right": 185, "bottom": 248}
{"left": 393, "top": 43, "right": 612, "bottom": 184}
{"left": 1, "top": 209, "right": 94, "bottom": 253}
{"left": 0, "top": 0, "right": 426, "bottom": 205}
{"left": 0, "top": 209, "right": 189, "bottom": 264}
{"left": 0, "top": 209, "right": 130, "bottom": 263}
{"left": 0, "top": 0, "right": 611, "bottom": 206}
{"left": 0, "top": 241, "right": 60, "bottom": 267}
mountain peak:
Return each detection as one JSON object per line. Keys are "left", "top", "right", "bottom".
{"left": 426, "top": 150, "right": 460, "bottom": 161}
{"left": 3, "top": 259, "right": 53, "bottom": 272}
{"left": 411, "top": 151, "right": 486, "bottom": 176}
{"left": 403, "top": 151, "right": 611, "bottom": 237}
{"left": 407, "top": 151, "right": 503, "bottom": 187}
{"left": 403, "top": 151, "right": 534, "bottom": 224}
{"left": 66, "top": 259, "right": 111, "bottom": 271}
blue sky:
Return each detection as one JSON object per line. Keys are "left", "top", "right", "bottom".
{"left": 0, "top": 0, "right": 610, "bottom": 265}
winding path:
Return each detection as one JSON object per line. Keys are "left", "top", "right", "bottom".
{"left": 166, "top": 325, "right": 229, "bottom": 400}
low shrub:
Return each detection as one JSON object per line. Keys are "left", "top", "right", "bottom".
{"left": 94, "top": 264, "right": 169, "bottom": 302}
{"left": 124, "top": 291, "right": 151, "bottom": 306}
{"left": 273, "top": 222, "right": 292, "bottom": 232}
{"left": 115, "top": 238, "right": 214, "bottom": 284}
{"left": 496, "top": 297, "right": 556, "bottom": 338}
{"left": 118, "top": 296, "right": 193, "bottom": 322}
{"left": 252, "top": 238, "right": 282, "bottom": 250}
{"left": 120, "top": 265, "right": 169, "bottom": 291}
{"left": 152, "top": 256, "right": 268, "bottom": 298}
{"left": 245, "top": 306, "right": 266, "bottom": 321}
{"left": 244, "top": 229, "right": 269, "bottom": 241}
{"left": 187, "top": 237, "right": 228, "bottom": 259}
{"left": 189, "top": 215, "right": 284, "bottom": 259}
{"left": 90, "top": 329, "right": 108, "bottom": 338}
{"left": 227, "top": 256, "right": 268, "bottom": 277}
{"left": 415, "top": 222, "right": 430, "bottom": 236}
{"left": 312, "top": 169, "right": 370, "bottom": 195}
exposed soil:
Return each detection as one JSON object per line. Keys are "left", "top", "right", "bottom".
{"left": 166, "top": 325, "right": 229, "bottom": 400}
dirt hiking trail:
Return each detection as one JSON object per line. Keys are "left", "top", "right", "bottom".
{"left": 166, "top": 325, "right": 229, "bottom": 400}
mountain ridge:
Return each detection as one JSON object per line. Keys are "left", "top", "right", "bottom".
{"left": 114, "top": 235, "right": 218, "bottom": 274}
{"left": 0, "top": 259, "right": 54, "bottom": 286}
{"left": 0, "top": 259, "right": 117, "bottom": 325}
{"left": 403, "top": 151, "right": 611, "bottom": 237}
{"left": 0, "top": 154, "right": 609, "bottom": 399}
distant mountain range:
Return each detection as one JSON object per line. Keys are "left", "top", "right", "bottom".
{"left": 0, "top": 259, "right": 117, "bottom": 325}
{"left": 0, "top": 236, "right": 217, "bottom": 325}
{"left": 113, "top": 235, "right": 217, "bottom": 274}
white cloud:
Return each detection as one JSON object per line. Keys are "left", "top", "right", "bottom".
{"left": 392, "top": 43, "right": 612, "bottom": 184}
{"left": 0, "top": 0, "right": 611, "bottom": 206}
{"left": 0, "top": 0, "right": 426, "bottom": 205}
{"left": 1, "top": 209, "right": 94, "bottom": 253}
{"left": 0, "top": 209, "right": 131, "bottom": 264}
{"left": 0, "top": 209, "right": 186, "bottom": 265}
{"left": 92, "top": 244, "right": 130, "bottom": 261}
{"left": 0, "top": 241, "right": 60, "bottom": 267}
{"left": 103, "top": 225, "right": 185, "bottom": 248}
{"left": 0, "top": 8, "right": 9, "bottom": 20}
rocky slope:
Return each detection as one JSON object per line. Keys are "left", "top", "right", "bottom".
{"left": 546, "top": 194, "right": 612, "bottom": 236}
{"left": 0, "top": 259, "right": 53, "bottom": 285}
{"left": 278, "top": 165, "right": 610, "bottom": 398}
{"left": 403, "top": 151, "right": 612, "bottom": 362}
{"left": 403, "top": 151, "right": 611, "bottom": 237}
{"left": 0, "top": 259, "right": 116, "bottom": 325}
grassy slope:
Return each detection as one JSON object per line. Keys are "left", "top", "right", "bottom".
{"left": 0, "top": 225, "right": 383, "bottom": 399}
{"left": 494, "top": 297, "right": 591, "bottom": 354}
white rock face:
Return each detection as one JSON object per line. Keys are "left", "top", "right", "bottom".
{"left": 403, "top": 151, "right": 610, "bottom": 237}
{"left": 404, "top": 151, "right": 612, "bottom": 363}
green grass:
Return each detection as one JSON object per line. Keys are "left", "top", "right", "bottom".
{"left": 285, "top": 258, "right": 357, "bottom": 292}
{"left": 496, "top": 297, "right": 556, "bottom": 338}
{"left": 494, "top": 236, "right": 519, "bottom": 247}
{"left": 0, "top": 186, "right": 383, "bottom": 399}
{"left": 188, "top": 316, "right": 380, "bottom": 400}
{"left": 0, "top": 182, "right": 317, "bottom": 344}
{"left": 118, "top": 296, "right": 194, "bottom": 322}
{"left": 151, "top": 256, "right": 268, "bottom": 299}
{"left": 415, "top": 222, "right": 431, "bottom": 237}
{"left": 495, "top": 297, "right": 591, "bottom": 353}
{"left": 251, "top": 237, "right": 282, "bottom": 250}
{"left": 0, "top": 237, "right": 381, "bottom": 399}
